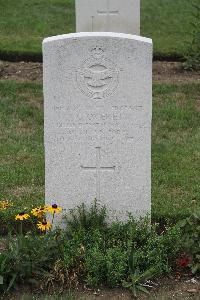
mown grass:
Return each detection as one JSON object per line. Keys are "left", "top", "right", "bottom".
{"left": 152, "top": 83, "right": 200, "bottom": 220}
{"left": 0, "top": 81, "right": 200, "bottom": 223}
{"left": 0, "top": 81, "right": 44, "bottom": 217}
{"left": 0, "top": 0, "right": 195, "bottom": 58}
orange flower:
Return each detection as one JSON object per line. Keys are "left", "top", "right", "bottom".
{"left": 15, "top": 212, "right": 30, "bottom": 221}
{"left": 31, "top": 206, "right": 47, "bottom": 218}
{"left": 47, "top": 204, "right": 62, "bottom": 214}
{"left": 0, "top": 200, "right": 13, "bottom": 210}
{"left": 37, "top": 220, "right": 52, "bottom": 231}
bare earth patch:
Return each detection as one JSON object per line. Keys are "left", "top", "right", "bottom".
{"left": 153, "top": 62, "right": 200, "bottom": 83}
{"left": 75, "top": 276, "right": 200, "bottom": 300}
{"left": 0, "top": 60, "right": 199, "bottom": 83}
{"left": 2, "top": 275, "right": 200, "bottom": 300}
{"left": 0, "top": 60, "right": 43, "bottom": 82}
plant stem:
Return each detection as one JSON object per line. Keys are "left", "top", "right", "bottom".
{"left": 20, "top": 221, "right": 23, "bottom": 235}
{"left": 51, "top": 212, "right": 55, "bottom": 230}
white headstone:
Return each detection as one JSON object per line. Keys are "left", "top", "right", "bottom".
{"left": 76, "top": 0, "right": 140, "bottom": 35}
{"left": 43, "top": 32, "right": 152, "bottom": 222}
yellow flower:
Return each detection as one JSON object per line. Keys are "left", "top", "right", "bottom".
{"left": 47, "top": 204, "right": 62, "bottom": 214}
{"left": 0, "top": 200, "right": 13, "bottom": 210}
{"left": 15, "top": 212, "right": 30, "bottom": 221}
{"left": 37, "top": 220, "right": 52, "bottom": 231}
{"left": 31, "top": 206, "right": 47, "bottom": 218}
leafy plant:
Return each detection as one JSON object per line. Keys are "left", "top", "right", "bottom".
{"left": 64, "top": 200, "right": 107, "bottom": 234}
{"left": 0, "top": 231, "right": 61, "bottom": 292}
{"left": 0, "top": 201, "right": 186, "bottom": 295}
{"left": 122, "top": 222, "right": 182, "bottom": 298}
{"left": 184, "top": 1, "right": 200, "bottom": 70}
{"left": 0, "top": 202, "right": 63, "bottom": 292}
{"left": 106, "top": 246, "right": 128, "bottom": 287}
{"left": 178, "top": 201, "right": 200, "bottom": 274}
{"left": 85, "top": 245, "right": 106, "bottom": 286}
{"left": 122, "top": 249, "right": 158, "bottom": 298}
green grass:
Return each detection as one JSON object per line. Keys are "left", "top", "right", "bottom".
{"left": 0, "top": 0, "right": 195, "bottom": 58}
{"left": 0, "top": 81, "right": 44, "bottom": 213}
{"left": 0, "top": 81, "right": 200, "bottom": 222}
{"left": 141, "top": 0, "right": 194, "bottom": 57}
{"left": 152, "top": 83, "right": 200, "bottom": 220}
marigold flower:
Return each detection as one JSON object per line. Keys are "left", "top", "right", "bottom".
{"left": 0, "top": 200, "right": 13, "bottom": 210}
{"left": 15, "top": 212, "right": 30, "bottom": 221}
{"left": 37, "top": 220, "right": 52, "bottom": 231}
{"left": 31, "top": 206, "right": 47, "bottom": 218}
{"left": 47, "top": 204, "right": 62, "bottom": 214}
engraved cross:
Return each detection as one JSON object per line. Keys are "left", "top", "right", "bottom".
{"left": 96, "top": 0, "right": 119, "bottom": 31}
{"left": 81, "top": 147, "right": 115, "bottom": 200}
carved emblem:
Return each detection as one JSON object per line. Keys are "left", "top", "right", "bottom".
{"left": 77, "top": 47, "right": 119, "bottom": 100}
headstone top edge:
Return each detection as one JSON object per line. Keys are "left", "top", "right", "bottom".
{"left": 43, "top": 32, "right": 152, "bottom": 45}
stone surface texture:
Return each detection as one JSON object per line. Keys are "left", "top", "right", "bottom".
{"left": 43, "top": 32, "right": 152, "bottom": 223}
{"left": 76, "top": 0, "right": 140, "bottom": 35}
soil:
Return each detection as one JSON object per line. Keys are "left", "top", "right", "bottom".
{"left": 153, "top": 61, "right": 200, "bottom": 83}
{"left": 0, "top": 60, "right": 199, "bottom": 83}
{"left": 0, "top": 60, "right": 43, "bottom": 82}
{"left": 2, "top": 275, "right": 200, "bottom": 300}
{"left": 75, "top": 275, "right": 200, "bottom": 300}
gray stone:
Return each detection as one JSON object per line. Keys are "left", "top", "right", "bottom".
{"left": 76, "top": 0, "right": 140, "bottom": 35}
{"left": 43, "top": 32, "right": 152, "bottom": 223}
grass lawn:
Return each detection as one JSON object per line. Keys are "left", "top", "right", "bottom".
{"left": 0, "top": 0, "right": 195, "bottom": 58}
{"left": 0, "top": 80, "right": 200, "bottom": 223}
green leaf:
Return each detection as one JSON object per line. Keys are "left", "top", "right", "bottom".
{"left": 137, "top": 284, "right": 150, "bottom": 294}
{"left": 191, "top": 263, "right": 200, "bottom": 274}
{"left": 131, "top": 286, "right": 137, "bottom": 298}
{"left": 7, "top": 273, "right": 17, "bottom": 291}
{"left": 122, "top": 281, "right": 132, "bottom": 288}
